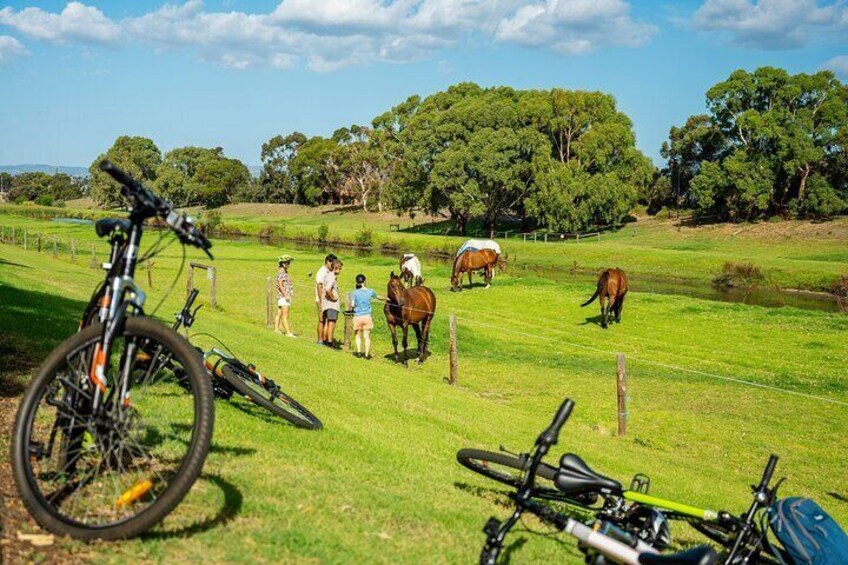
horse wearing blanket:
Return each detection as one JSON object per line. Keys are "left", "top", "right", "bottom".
{"left": 450, "top": 239, "right": 506, "bottom": 292}
{"left": 399, "top": 253, "right": 424, "bottom": 288}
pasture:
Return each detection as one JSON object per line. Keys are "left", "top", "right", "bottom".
{"left": 1, "top": 213, "right": 847, "bottom": 564}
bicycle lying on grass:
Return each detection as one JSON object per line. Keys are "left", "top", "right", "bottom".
{"left": 468, "top": 398, "right": 718, "bottom": 565}
{"left": 459, "top": 400, "right": 848, "bottom": 563}
{"left": 170, "top": 289, "right": 322, "bottom": 430}
{"left": 12, "top": 161, "right": 215, "bottom": 540}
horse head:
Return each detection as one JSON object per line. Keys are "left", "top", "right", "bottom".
{"left": 388, "top": 271, "right": 405, "bottom": 305}
{"left": 497, "top": 252, "right": 508, "bottom": 273}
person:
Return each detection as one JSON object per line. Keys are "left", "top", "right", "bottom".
{"left": 314, "top": 253, "right": 338, "bottom": 344}
{"left": 348, "top": 274, "right": 382, "bottom": 359}
{"left": 274, "top": 255, "right": 295, "bottom": 337}
{"left": 321, "top": 259, "right": 343, "bottom": 346}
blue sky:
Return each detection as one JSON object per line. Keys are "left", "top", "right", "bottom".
{"left": 1, "top": 0, "right": 846, "bottom": 167}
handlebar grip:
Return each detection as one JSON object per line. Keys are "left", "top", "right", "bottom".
{"left": 539, "top": 398, "right": 574, "bottom": 446}
{"left": 185, "top": 289, "right": 199, "bottom": 310}
{"left": 98, "top": 160, "right": 143, "bottom": 191}
{"left": 759, "top": 455, "right": 778, "bottom": 490}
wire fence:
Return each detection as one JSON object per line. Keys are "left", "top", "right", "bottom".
{"left": 3, "top": 222, "right": 846, "bottom": 416}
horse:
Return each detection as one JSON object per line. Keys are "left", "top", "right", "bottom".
{"left": 384, "top": 272, "right": 437, "bottom": 365}
{"left": 399, "top": 254, "right": 424, "bottom": 288}
{"left": 450, "top": 249, "right": 506, "bottom": 291}
{"left": 581, "top": 268, "right": 628, "bottom": 328}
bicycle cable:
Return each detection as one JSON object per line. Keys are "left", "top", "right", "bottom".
{"left": 148, "top": 245, "right": 186, "bottom": 316}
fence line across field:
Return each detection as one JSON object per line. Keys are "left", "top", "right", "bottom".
{"left": 3, "top": 227, "right": 844, "bottom": 410}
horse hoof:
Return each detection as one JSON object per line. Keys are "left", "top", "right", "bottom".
{"left": 417, "top": 359, "right": 423, "bottom": 365}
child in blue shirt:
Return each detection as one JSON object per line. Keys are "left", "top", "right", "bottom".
{"left": 348, "top": 274, "right": 383, "bottom": 359}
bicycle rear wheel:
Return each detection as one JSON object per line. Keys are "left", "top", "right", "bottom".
{"left": 12, "top": 317, "right": 214, "bottom": 541}
{"left": 220, "top": 364, "right": 322, "bottom": 430}
{"left": 456, "top": 448, "right": 586, "bottom": 503}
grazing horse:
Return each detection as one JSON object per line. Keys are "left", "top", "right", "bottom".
{"left": 450, "top": 250, "right": 506, "bottom": 291}
{"left": 399, "top": 254, "right": 424, "bottom": 288}
{"left": 384, "top": 272, "right": 437, "bottom": 365}
{"left": 581, "top": 268, "right": 628, "bottom": 328}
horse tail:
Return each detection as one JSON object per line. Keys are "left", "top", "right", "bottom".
{"left": 581, "top": 286, "right": 601, "bottom": 307}
{"left": 581, "top": 271, "right": 608, "bottom": 307}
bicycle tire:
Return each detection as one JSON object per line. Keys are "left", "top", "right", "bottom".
{"left": 457, "top": 448, "right": 566, "bottom": 499}
{"left": 12, "top": 318, "right": 214, "bottom": 541}
{"left": 220, "top": 364, "right": 322, "bottom": 430}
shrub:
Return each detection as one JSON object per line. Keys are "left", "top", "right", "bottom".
{"left": 355, "top": 225, "right": 374, "bottom": 248}
{"left": 317, "top": 223, "right": 329, "bottom": 243}
{"left": 52, "top": 200, "right": 66, "bottom": 208}
{"left": 34, "top": 195, "right": 53, "bottom": 206}
{"left": 202, "top": 209, "right": 223, "bottom": 232}
{"left": 713, "top": 262, "right": 764, "bottom": 290}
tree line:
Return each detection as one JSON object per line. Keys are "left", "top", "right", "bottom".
{"left": 8, "top": 67, "right": 846, "bottom": 232}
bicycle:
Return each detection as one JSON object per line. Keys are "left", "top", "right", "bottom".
{"left": 171, "top": 289, "right": 323, "bottom": 430}
{"left": 472, "top": 398, "right": 718, "bottom": 565}
{"left": 11, "top": 160, "right": 215, "bottom": 541}
{"left": 459, "top": 408, "right": 790, "bottom": 563}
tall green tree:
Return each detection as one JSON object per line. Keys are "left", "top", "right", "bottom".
{"left": 89, "top": 136, "right": 161, "bottom": 208}
{"left": 664, "top": 67, "right": 848, "bottom": 220}
{"left": 259, "top": 132, "right": 307, "bottom": 203}
{"left": 289, "top": 136, "right": 342, "bottom": 205}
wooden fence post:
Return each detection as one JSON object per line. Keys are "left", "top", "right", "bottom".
{"left": 23, "top": 229, "right": 27, "bottom": 250}
{"left": 209, "top": 266, "right": 217, "bottom": 310}
{"left": 265, "top": 276, "right": 273, "bottom": 328}
{"left": 90, "top": 244, "right": 96, "bottom": 268}
{"left": 70, "top": 239, "right": 76, "bottom": 262}
{"left": 523, "top": 233, "right": 527, "bottom": 242}
{"left": 533, "top": 232, "right": 537, "bottom": 243}
{"left": 37, "top": 234, "right": 42, "bottom": 252}
{"left": 0, "top": 225, "right": 4, "bottom": 242}
{"left": 544, "top": 233, "right": 548, "bottom": 243}
{"left": 343, "top": 312, "right": 353, "bottom": 350}
{"left": 11, "top": 226, "right": 15, "bottom": 245}
{"left": 52, "top": 235, "right": 57, "bottom": 258}
{"left": 449, "top": 313, "right": 458, "bottom": 385}
{"left": 616, "top": 353, "right": 627, "bottom": 436}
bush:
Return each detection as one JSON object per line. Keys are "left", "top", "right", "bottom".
{"left": 52, "top": 199, "right": 66, "bottom": 208}
{"left": 355, "top": 225, "right": 374, "bottom": 248}
{"left": 317, "top": 223, "right": 329, "bottom": 243}
{"left": 34, "top": 195, "right": 53, "bottom": 206}
{"left": 203, "top": 209, "right": 223, "bottom": 232}
{"left": 713, "top": 262, "right": 764, "bottom": 289}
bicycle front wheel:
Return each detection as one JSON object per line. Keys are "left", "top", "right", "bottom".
{"left": 220, "top": 364, "right": 322, "bottom": 430}
{"left": 457, "top": 448, "right": 562, "bottom": 497}
{"left": 11, "top": 317, "right": 214, "bottom": 541}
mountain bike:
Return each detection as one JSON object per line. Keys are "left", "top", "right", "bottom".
{"left": 11, "top": 161, "right": 215, "bottom": 541}
{"left": 171, "top": 290, "right": 322, "bottom": 430}
{"left": 459, "top": 413, "right": 790, "bottom": 563}
{"left": 472, "top": 398, "right": 718, "bottom": 565}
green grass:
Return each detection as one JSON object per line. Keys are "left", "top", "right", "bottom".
{"left": 1, "top": 216, "right": 847, "bottom": 564}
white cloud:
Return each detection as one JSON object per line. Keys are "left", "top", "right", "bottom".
{"left": 822, "top": 55, "right": 848, "bottom": 78}
{"left": 692, "top": 0, "right": 847, "bottom": 50}
{"left": 0, "top": 1, "right": 657, "bottom": 71}
{"left": 0, "top": 34, "right": 27, "bottom": 64}
{"left": 495, "top": 0, "right": 656, "bottom": 54}
{"left": 0, "top": 2, "right": 119, "bottom": 44}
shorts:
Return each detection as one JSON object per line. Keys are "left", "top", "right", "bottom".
{"left": 323, "top": 309, "right": 339, "bottom": 322}
{"left": 277, "top": 297, "right": 290, "bottom": 308}
{"left": 353, "top": 315, "right": 374, "bottom": 331}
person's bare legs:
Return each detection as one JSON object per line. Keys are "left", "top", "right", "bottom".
{"left": 324, "top": 320, "right": 337, "bottom": 345}
{"left": 364, "top": 329, "right": 372, "bottom": 358}
{"left": 274, "top": 306, "right": 283, "bottom": 333}
{"left": 281, "top": 306, "right": 293, "bottom": 336}
{"left": 354, "top": 330, "right": 362, "bottom": 354}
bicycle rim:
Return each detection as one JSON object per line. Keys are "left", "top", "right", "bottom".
{"left": 221, "top": 365, "right": 322, "bottom": 430}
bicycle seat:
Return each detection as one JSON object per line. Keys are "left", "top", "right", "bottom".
{"left": 95, "top": 218, "right": 131, "bottom": 238}
{"left": 554, "top": 453, "right": 622, "bottom": 494}
{"left": 638, "top": 545, "right": 717, "bottom": 565}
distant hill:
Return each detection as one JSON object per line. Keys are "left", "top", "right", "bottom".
{"left": 0, "top": 164, "right": 261, "bottom": 178}
{"left": 0, "top": 164, "right": 89, "bottom": 177}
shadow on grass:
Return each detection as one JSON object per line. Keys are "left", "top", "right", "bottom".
{"left": 0, "top": 281, "right": 87, "bottom": 397}
{"left": 141, "top": 473, "right": 243, "bottom": 540}
{"left": 0, "top": 257, "right": 31, "bottom": 268}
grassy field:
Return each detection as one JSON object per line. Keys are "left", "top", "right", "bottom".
{"left": 1, "top": 215, "right": 847, "bottom": 564}
{"left": 5, "top": 202, "right": 847, "bottom": 292}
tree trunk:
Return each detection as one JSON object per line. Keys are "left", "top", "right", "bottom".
{"left": 798, "top": 164, "right": 811, "bottom": 203}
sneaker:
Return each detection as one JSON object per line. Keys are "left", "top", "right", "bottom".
{"left": 274, "top": 330, "right": 282, "bottom": 335}
{"left": 286, "top": 333, "right": 296, "bottom": 338}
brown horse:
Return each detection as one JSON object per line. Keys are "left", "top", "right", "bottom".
{"left": 581, "top": 268, "right": 628, "bottom": 328}
{"left": 450, "top": 250, "right": 506, "bottom": 292}
{"left": 384, "top": 272, "right": 436, "bottom": 365}
{"left": 399, "top": 255, "right": 424, "bottom": 288}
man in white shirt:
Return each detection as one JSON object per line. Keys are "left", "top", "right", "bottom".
{"left": 314, "top": 253, "right": 338, "bottom": 344}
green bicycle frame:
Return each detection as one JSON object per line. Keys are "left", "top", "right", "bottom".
{"left": 623, "top": 491, "right": 719, "bottom": 521}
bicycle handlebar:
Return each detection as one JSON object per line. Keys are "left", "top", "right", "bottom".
{"left": 185, "top": 289, "right": 199, "bottom": 312}
{"left": 537, "top": 398, "right": 574, "bottom": 448}
{"left": 758, "top": 454, "right": 778, "bottom": 491}
{"left": 98, "top": 160, "right": 213, "bottom": 257}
